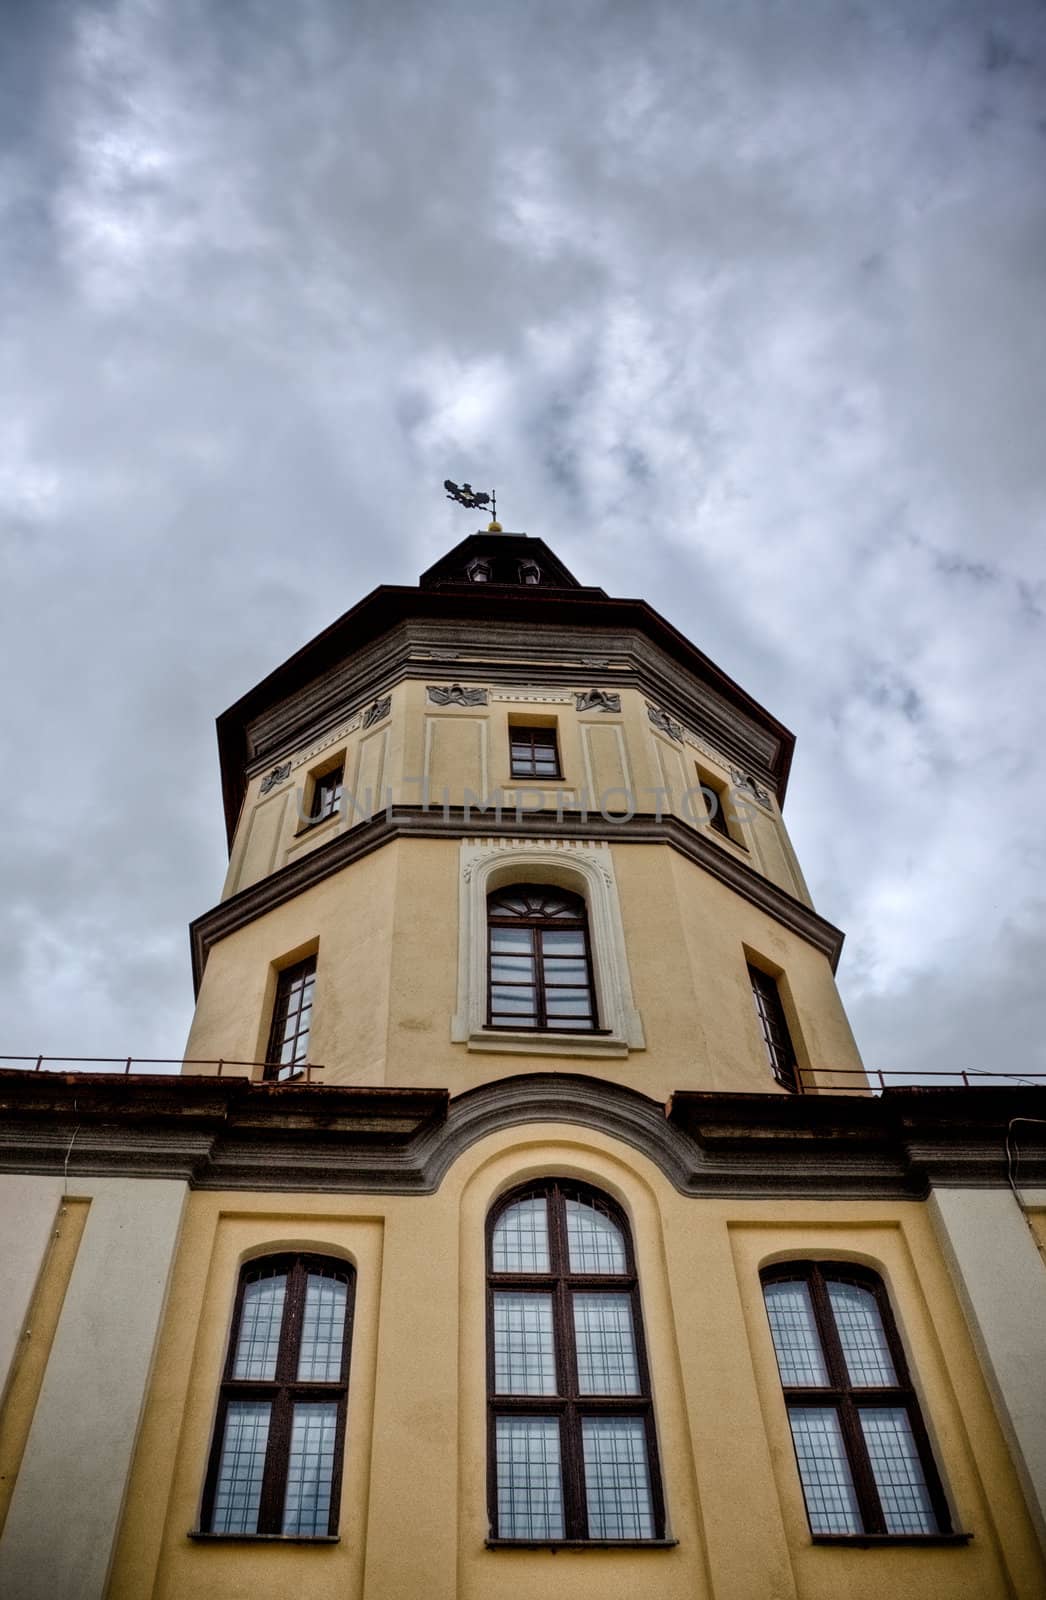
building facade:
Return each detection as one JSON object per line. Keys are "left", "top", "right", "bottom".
{"left": 1, "top": 528, "right": 1045, "bottom": 1600}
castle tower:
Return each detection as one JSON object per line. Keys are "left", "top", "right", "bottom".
{"left": 184, "top": 526, "right": 864, "bottom": 1099}
{"left": 2, "top": 525, "right": 1044, "bottom": 1600}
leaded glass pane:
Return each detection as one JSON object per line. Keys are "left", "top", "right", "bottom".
{"left": 492, "top": 1196, "right": 550, "bottom": 1272}
{"left": 581, "top": 1417, "right": 654, "bottom": 1538}
{"left": 566, "top": 1197, "right": 627, "bottom": 1274}
{"left": 490, "top": 954, "right": 535, "bottom": 981}
{"left": 764, "top": 1280, "right": 829, "bottom": 1386}
{"left": 232, "top": 1273, "right": 287, "bottom": 1379}
{"left": 493, "top": 1294, "right": 557, "bottom": 1394}
{"left": 211, "top": 1401, "right": 271, "bottom": 1534}
{"left": 495, "top": 1416, "right": 564, "bottom": 1539}
{"left": 490, "top": 927, "right": 534, "bottom": 957}
{"left": 828, "top": 1282, "right": 897, "bottom": 1386}
{"left": 573, "top": 1294, "right": 640, "bottom": 1394}
{"left": 859, "top": 1408, "right": 938, "bottom": 1534}
{"left": 297, "top": 1273, "right": 347, "bottom": 1381}
{"left": 788, "top": 1407, "right": 862, "bottom": 1533}
{"left": 282, "top": 1401, "right": 337, "bottom": 1536}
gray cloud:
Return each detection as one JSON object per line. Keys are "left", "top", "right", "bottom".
{"left": 2, "top": 0, "right": 1044, "bottom": 1081}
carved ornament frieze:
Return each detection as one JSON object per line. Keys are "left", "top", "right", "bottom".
{"left": 259, "top": 762, "right": 292, "bottom": 795}
{"left": 575, "top": 689, "right": 622, "bottom": 714}
{"left": 731, "top": 768, "right": 773, "bottom": 809}
{"left": 646, "top": 702, "right": 684, "bottom": 742}
{"left": 427, "top": 684, "right": 489, "bottom": 707}
{"left": 362, "top": 694, "right": 392, "bottom": 729}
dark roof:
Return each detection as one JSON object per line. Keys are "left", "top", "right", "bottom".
{"left": 419, "top": 531, "right": 595, "bottom": 591}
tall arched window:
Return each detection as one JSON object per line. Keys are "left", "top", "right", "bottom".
{"left": 487, "top": 885, "right": 598, "bottom": 1032}
{"left": 200, "top": 1254, "right": 355, "bottom": 1537}
{"left": 487, "top": 1181, "right": 664, "bottom": 1543}
{"left": 761, "top": 1262, "right": 950, "bottom": 1537}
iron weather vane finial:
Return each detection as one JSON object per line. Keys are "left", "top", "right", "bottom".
{"left": 443, "top": 478, "right": 501, "bottom": 530}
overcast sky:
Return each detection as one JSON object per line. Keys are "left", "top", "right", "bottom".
{"left": 3, "top": 0, "right": 1044, "bottom": 1086}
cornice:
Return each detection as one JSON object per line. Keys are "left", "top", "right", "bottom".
{"left": 217, "top": 595, "right": 796, "bottom": 847}
{"left": 0, "top": 1072, "right": 1042, "bottom": 1199}
{"left": 189, "top": 805, "right": 845, "bottom": 992}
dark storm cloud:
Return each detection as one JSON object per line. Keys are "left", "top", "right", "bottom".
{"left": 2, "top": 0, "right": 1044, "bottom": 1078}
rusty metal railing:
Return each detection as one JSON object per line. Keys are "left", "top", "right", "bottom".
{"left": 798, "top": 1065, "right": 1046, "bottom": 1093}
{"left": 0, "top": 1055, "right": 326, "bottom": 1083}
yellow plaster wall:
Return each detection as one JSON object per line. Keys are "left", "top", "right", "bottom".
{"left": 108, "top": 1129, "right": 1046, "bottom": 1600}
{"left": 186, "top": 837, "right": 863, "bottom": 1094}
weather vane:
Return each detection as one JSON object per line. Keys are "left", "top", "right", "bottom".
{"left": 444, "top": 478, "right": 501, "bottom": 530}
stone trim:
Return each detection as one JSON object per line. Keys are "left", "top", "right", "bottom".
{"left": 451, "top": 838, "right": 645, "bottom": 1056}
{"left": 0, "top": 1072, "right": 1043, "bottom": 1198}
{"left": 189, "top": 806, "right": 845, "bottom": 993}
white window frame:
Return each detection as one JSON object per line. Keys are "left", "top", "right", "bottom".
{"left": 452, "top": 838, "right": 645, "bottom": 1057}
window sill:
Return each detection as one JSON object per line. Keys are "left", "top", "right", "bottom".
{"left": 486, "top": 1537, "right": 678, "bottom": 1551}
{"left": 293, "top": 812, "right": 340, "bottom": 839}
{"left": 467, "top": 1028, "right": 630, "bottom": 1059}
{"left": 188, "top": 1531, "right": 340, "bottom": 1544}
{"left": 707, "top": 827, "right": 748, "bottom": 853}
{"left": 810, "top": 1533, "right": 972, "bottom": 1547}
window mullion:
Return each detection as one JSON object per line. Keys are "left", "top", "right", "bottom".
{"left": 533, "top": 927, "right": 549, "bottom": 1030}
{"left": 276, "top": 1260, "right": 304, "bottom": 1383}
{"left": 257, "top": 1386, "right": 292, "bottom": 1534}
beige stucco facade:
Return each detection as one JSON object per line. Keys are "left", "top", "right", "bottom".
{"left": 0, "top": 1174, "right": 187, "bottom": 1600}
{"left": 105, "top": 1131, "right": 1046, "bottom": 1600}
{"left": 186, "top": 834, "right": 863, "bottom": 1097}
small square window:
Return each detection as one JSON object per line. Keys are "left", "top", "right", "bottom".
{"left": 310, "top": 764, "right": 344, "bottom": 823}
{"left": 510, "top": 726, "right": 561, "bottom": 780}
{"left": 696, "top": 765, "right": 741, "bottom": 845}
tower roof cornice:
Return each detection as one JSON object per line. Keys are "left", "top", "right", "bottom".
{"left": 215, "top": 571, "right": 796, "bottom": 851}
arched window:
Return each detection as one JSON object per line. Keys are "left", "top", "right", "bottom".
{"left": 487, "top": 885, "right": 598, "bottom": 1033}
{"left": 487, "top": 1181, "right": 664, "bottom": 1543}
{"left": 761, "top": 1262, "right": 950, "bottom": 1537}
{"left": 200, "top": 1254, "right": 355, "bottom": 1537}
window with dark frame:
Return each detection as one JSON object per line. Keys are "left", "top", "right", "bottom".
{"left": 487, "top": 886, "right": 597, "bottom": 1032}
{"left": 265, "top": 956, "right": 317, "bottom": 1080}
{"left": 748, "top": 962, "right": 799, "bottom": 1092}
{"left": 699, "top": 773, "right": 731, "bottom": 838}
{"left": 310, "top": 763, "right": 344, "bottom": 823}
{"left": 509, "top": 725, "right": 561, "bottom": 779}
{"left": 761, "top": 1262, "right": 950, "bottom": 1539}
{"left": 487, "top": 1180, "right": 664, "bottom": 1543}
{"left": 200, "top": 1254, "right": 355, "bottom": 1538}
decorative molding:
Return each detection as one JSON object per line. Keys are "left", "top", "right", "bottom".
{"left": 730, "top": 767, "right": 772, "bottom": 810}
{"left": 259, "top": 762, "right": 292, "bottom": 795}
{"left": 681, "top": 728, "right": 729, "bottom": 769}
{"left": 427, "top": 683, "right": 489, "bottom": 707}
{"left": 453, "top": 838, "right": 642, "bottom": 1054}
{"left": 491, "top": 691, "right": 574, "bottom": 705}
{"left": 362, "top": 694, "right": 391, "bottom": 729}
{"left": 646, "top": 703, "right": 683, "bottom": 742}
{"left": 0, "top": 1071, "right": 1043, "bottom": 1199}
{"left": 291, "top": 716, "right": 362, "bottom": 770}
{"left": 575, "top": 690, "right": 621, "bottom": 714}
{"left": 190, "top": 806, "right": 846, "bottom": 994}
